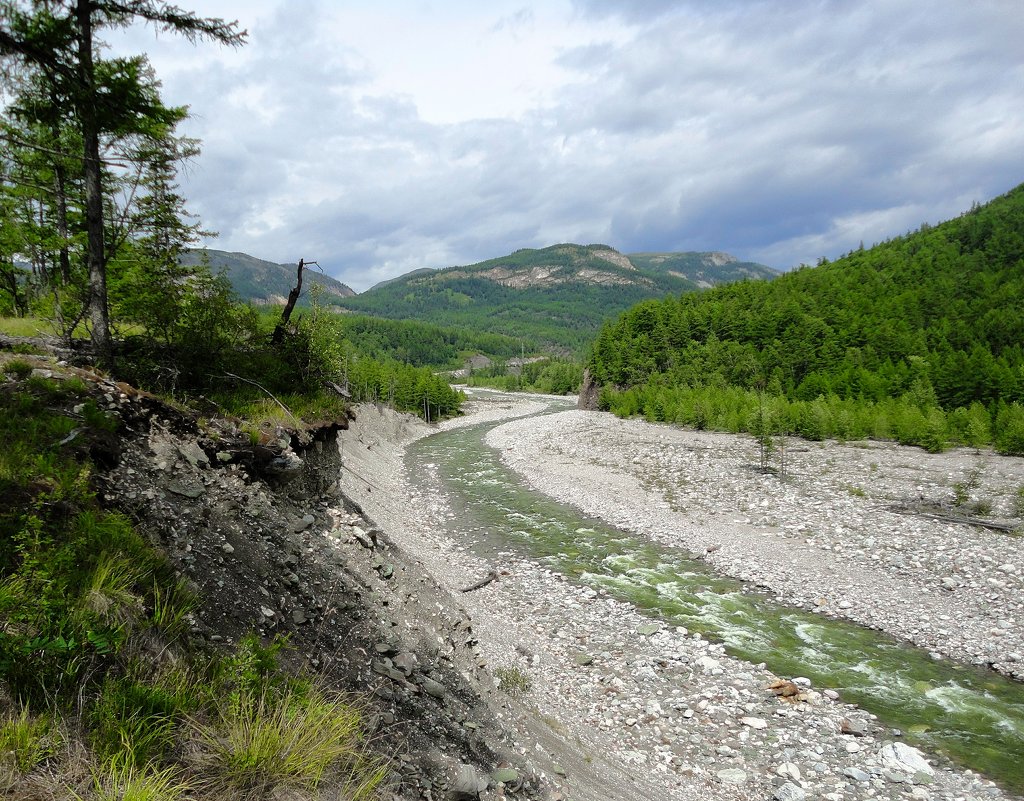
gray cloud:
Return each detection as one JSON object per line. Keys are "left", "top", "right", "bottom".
{"left": 119, "top": 0, "right": 1024, "bottom": 290}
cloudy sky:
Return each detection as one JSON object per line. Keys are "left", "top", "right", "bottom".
{"left": 108, "top": 0, "right": 1024, "bottom": 291}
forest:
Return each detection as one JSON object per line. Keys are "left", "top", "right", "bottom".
{"left": 335, "top": 243, "right": 696, "bottom": 351}
{"left": 587, "top": 184, "right": 1024, "bottom": 454}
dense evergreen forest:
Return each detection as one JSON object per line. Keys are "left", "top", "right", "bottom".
{"left": 464, "top": 357, "right": 583, "bottom": 395}
{"left": 327, "top": 313, "right": 523, "bottom": 368}
{"left": 587, "top": 184, "right": 1024, "bottom": 454}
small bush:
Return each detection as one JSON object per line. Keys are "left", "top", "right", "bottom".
{"left": 1014, "top": 486, "right": 1024, "bottom": 518}
{"left": 2, "top": 359, "right": 33, "bottom": 379}
{"left": 952, "top": 467, "right": 982, "bottom": 507}
{"left": 494, "top": 666, "right": 532, "bottom": 696}
{"left": 971, "top": 499, "right": 994, "bottom": 517}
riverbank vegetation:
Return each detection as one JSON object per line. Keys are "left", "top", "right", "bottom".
{"left": 464, "top": 357, "right": 583, "bottom": 395}
{"left": 587, "top": 184, "right": 1024, "bottom": 454}
{"left": 0, "top": 3, "right": 431, "bottom": 796}
{"left": 0, "top": 363, "right": 385, "bottom": 799}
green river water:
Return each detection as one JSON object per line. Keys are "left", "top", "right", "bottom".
{"left": 408, "top": 401, "right": 1024, "bottom": 794}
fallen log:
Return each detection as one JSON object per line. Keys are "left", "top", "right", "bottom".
{"left": 460, "top": 570, "right": 499, "bottom": 593}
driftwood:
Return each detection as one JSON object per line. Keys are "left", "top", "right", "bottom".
{"left": 887, "top": 503, "right": 1019, "bottom": 533}
{"left": 459, "top": 570, "right": 499, "bottom": 593}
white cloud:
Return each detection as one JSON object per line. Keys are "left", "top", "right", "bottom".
{"left": 103, "top": 0, "right": 1024, "bottom": 291}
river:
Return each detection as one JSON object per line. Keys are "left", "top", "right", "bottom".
{"left": 407, "top": 395, "right": 1024, "bottom": 794}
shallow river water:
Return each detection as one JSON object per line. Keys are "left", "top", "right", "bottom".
{"left": 408, "top": 402, "right": 1024, "bottom": 793}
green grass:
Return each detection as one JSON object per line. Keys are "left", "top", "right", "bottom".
{"left": 0, "top": 316, "right": 60, "bottom": 338}
{"left": 0, "top": 366, "right": 390, "bottom": 800}
{"left": 0, "top": 706, "right": 63, "bottom": 774}
{"left": 82, "top": 761, "right": 191, "bottom": 801}
{"left": 191, "top": 688, "right": 384, "bottom": 799}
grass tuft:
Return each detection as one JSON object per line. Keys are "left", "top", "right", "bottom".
{"left": 191, "top": 688, "right": 380, "bottom": 799}
{"left": 0, "top": 706, "right": 63, "bottom": 774}
{"left": 81, "top": 759, "right": 190, "bottom": 801}
{"left": 495, "top": 666, "right": 532, "bottom": 696}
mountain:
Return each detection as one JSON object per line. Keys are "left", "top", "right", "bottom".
{"left": 335, "top": 243, "right": 772, "bottom": 350}
{"left": 586, "top": 183, "right": 1024, "bottom": 453}
{"left": 627, "top": 251, "right": 778, "bottom": 287}
{"left": 181, "top": 249, "right": 355, "bottom": 304}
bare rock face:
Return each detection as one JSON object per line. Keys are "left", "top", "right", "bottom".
{"left": 577, "top": 368, "right": 600, "bottom": 411}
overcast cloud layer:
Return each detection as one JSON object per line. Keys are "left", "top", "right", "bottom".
{"left": 109, "top": 0, "right": 1024, "bottom": 291}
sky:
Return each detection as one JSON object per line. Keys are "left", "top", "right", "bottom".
{"left": 106, "top": 0, "right": 1024, "bottom": 292}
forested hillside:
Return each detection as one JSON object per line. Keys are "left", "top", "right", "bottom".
{"left": 328, "top": 314, "right": 523, "bottom": 368}
{"left": 337, "top": 243, "right": 695, "bottom": 350}
{"left": 180, "top": 249, "right": 355, "bottom": 304}
{"left": 588, "top": 184, "right": 1024, "bottom": 453}
{"left": 627, "top": 251, "right": 777, "bottom": 287}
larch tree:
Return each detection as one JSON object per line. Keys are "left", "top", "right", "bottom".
{"left": 0, "top": 1, "right": 245, "bottom": 367}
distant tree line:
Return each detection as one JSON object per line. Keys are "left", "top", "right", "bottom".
{"left": 466, "top": 357, "right": 582, "bottom": 395}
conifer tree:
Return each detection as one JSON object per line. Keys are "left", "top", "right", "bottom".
{"left": 0, "top": 1, "right": 245, "bottom": 365}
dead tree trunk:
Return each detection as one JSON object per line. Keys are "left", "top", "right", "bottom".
{"left": 272, "top": 258, "right": 305, "bottom": 346}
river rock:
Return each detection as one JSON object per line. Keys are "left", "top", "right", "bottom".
{"left": 774, "top": 782, "right": 807, "bottom": 801}
{"left": 421, "top": 676, "right": 447, "bottom": 699}
{"left": 841, "top": 717, "right": 868, "bottom": 736}
{"left": 491, "top": 767, "right": 520, "bottom": 784}
{"left": 879, "top": 742, "right": 934, "bottom": 776}
{"left": 696, "top": 655, "right": 721, "bottom": 673}
{"left": 776, "top": 762, "right": 802, "bottom": 781}
{"left": 717, "top": 768, "right": 747, "bottom": 784}
{"left": 451, "top": 763, "right": 487, "bottom": 798}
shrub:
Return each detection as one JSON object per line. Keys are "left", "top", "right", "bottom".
{"left": 495, "top": 666, "right": 532, "bottom": 696}
{"left": 995, "top": 403, "right": 1024, "bottom": 456}
{"left": 2, "top": 359, "right": 33, "bottom": 379}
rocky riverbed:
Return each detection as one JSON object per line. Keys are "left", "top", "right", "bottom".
{"left": 341, "top": 390, "right": 1023, "bottom": 801}
{"left": 486, "top": 409, "right": 1024, "bottom": 681}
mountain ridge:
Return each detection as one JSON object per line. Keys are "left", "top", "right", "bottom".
{"left": 180, "top": 248, "right": 356, "bottom": 305}
{"left": 332, "top": 243, "right": 775, "bottom": 350}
